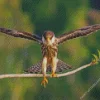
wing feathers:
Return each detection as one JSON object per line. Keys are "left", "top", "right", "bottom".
{"left": 0, "top": 28, "right": 42, "bottom": 43}
{"left": 57, "top": 24, "right": 100, "bottom": 44}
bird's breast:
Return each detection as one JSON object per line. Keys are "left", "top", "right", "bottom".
{"left": 41, "top": 43, "right": 58, "bottom": 58}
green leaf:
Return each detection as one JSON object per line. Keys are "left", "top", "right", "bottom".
{"left": 97, "top": 49, "right": 100, "bottom": 59}
{"left": 92, "top": 54, "right": 98, "bottom": 61}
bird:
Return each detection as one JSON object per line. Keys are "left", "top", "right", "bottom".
{"left": 0, "top": 24, "right": 100, "bottom": 87}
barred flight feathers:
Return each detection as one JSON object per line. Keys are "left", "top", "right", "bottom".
{"left": 25, "top": 59, "right": 72, "bottom": 74}
{"left": 57, "top": 24, "right": 100, "bottom": 44}
{"left": 0, "top": 28, "right": 42, "bottom": 43}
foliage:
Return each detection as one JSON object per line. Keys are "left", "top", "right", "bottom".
{"left": 92, "top": 50, "right": 100, "bottom": 64}
{"left": 0, "top": 0, "right": 100, "bottom": 100}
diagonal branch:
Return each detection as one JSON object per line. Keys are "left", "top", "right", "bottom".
{"left": 0, "top": 50, "right": 99, "bottom": 79}
{"left": 0, "top": 62, "right": 97, "bottom": 79}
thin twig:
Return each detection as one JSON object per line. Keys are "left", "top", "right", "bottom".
{"left": 0, "top": 62, "right": 96, "bottom": 79}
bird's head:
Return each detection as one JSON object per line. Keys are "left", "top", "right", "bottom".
{"left": 42, "top": 31, "right": 55, "bottom": 45}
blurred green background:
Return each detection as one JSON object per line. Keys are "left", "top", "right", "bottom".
{"left": 0, "top": 0, "right": 100, "bottom": 100}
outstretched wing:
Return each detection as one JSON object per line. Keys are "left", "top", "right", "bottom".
{"left": 0, "top": 28, "right": 42, "bottom": 43}
{"left": 57, "top": 24, "right": 100, "bottom": 44}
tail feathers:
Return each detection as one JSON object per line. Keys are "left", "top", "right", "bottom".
{"left": 56, "top": 59, "right": 72, "bottom": 73}
{"left": 25, "top": 59, "right": 72, "bottom": 74}
{"left": 25, "top": 61, "right": 42, "bottom": 74}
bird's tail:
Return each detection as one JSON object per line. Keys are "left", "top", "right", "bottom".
{"left": 25, "top": 59, "right": 72, "bottom": 74}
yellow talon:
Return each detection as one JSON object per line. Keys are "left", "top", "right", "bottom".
{"left": 41, "top": 77, "right": 48, "bottom": 87}
{"left": 51, "top": 72, "right": 57, "bottom": 77}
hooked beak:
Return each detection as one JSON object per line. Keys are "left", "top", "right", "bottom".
{"left": 46, "top": 37, "right": 50, "bottom": 42}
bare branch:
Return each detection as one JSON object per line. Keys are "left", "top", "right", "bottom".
{"left": 0, "top": 62, "right": 97, "bottom": 79}
{"left": 0, "top": 49, "right": 100, "bottom": 79}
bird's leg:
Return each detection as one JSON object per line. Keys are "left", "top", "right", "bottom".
{"left": 41, "top": 57, "right": 48, "bottom": 87}
{"left": 51, "top": 57, "right": 57, "bottom": 77}
{"left": 41, "top": 76, "right": 48, "bottom": 87}
{"left": 51, "top": 72, "right": 57, "bottom": 77}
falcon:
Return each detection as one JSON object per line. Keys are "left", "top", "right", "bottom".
{"left": 0, "top": 24, "right": 100, "bottom": 87}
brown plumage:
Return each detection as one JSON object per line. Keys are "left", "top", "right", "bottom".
{"left": 0, "top": 28, "right": 41, "bottom": 42}
{"left": 41, "top": 43, "right": 58, "bottom": 57}
{"left": 0, "top": 24, "right": 100, "bottom": 87}
{"left": 25, "top": 59, "right": 72, "bottom": 74}
{"left": 57, "top": 24, "right": 100, "bottom": 44}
